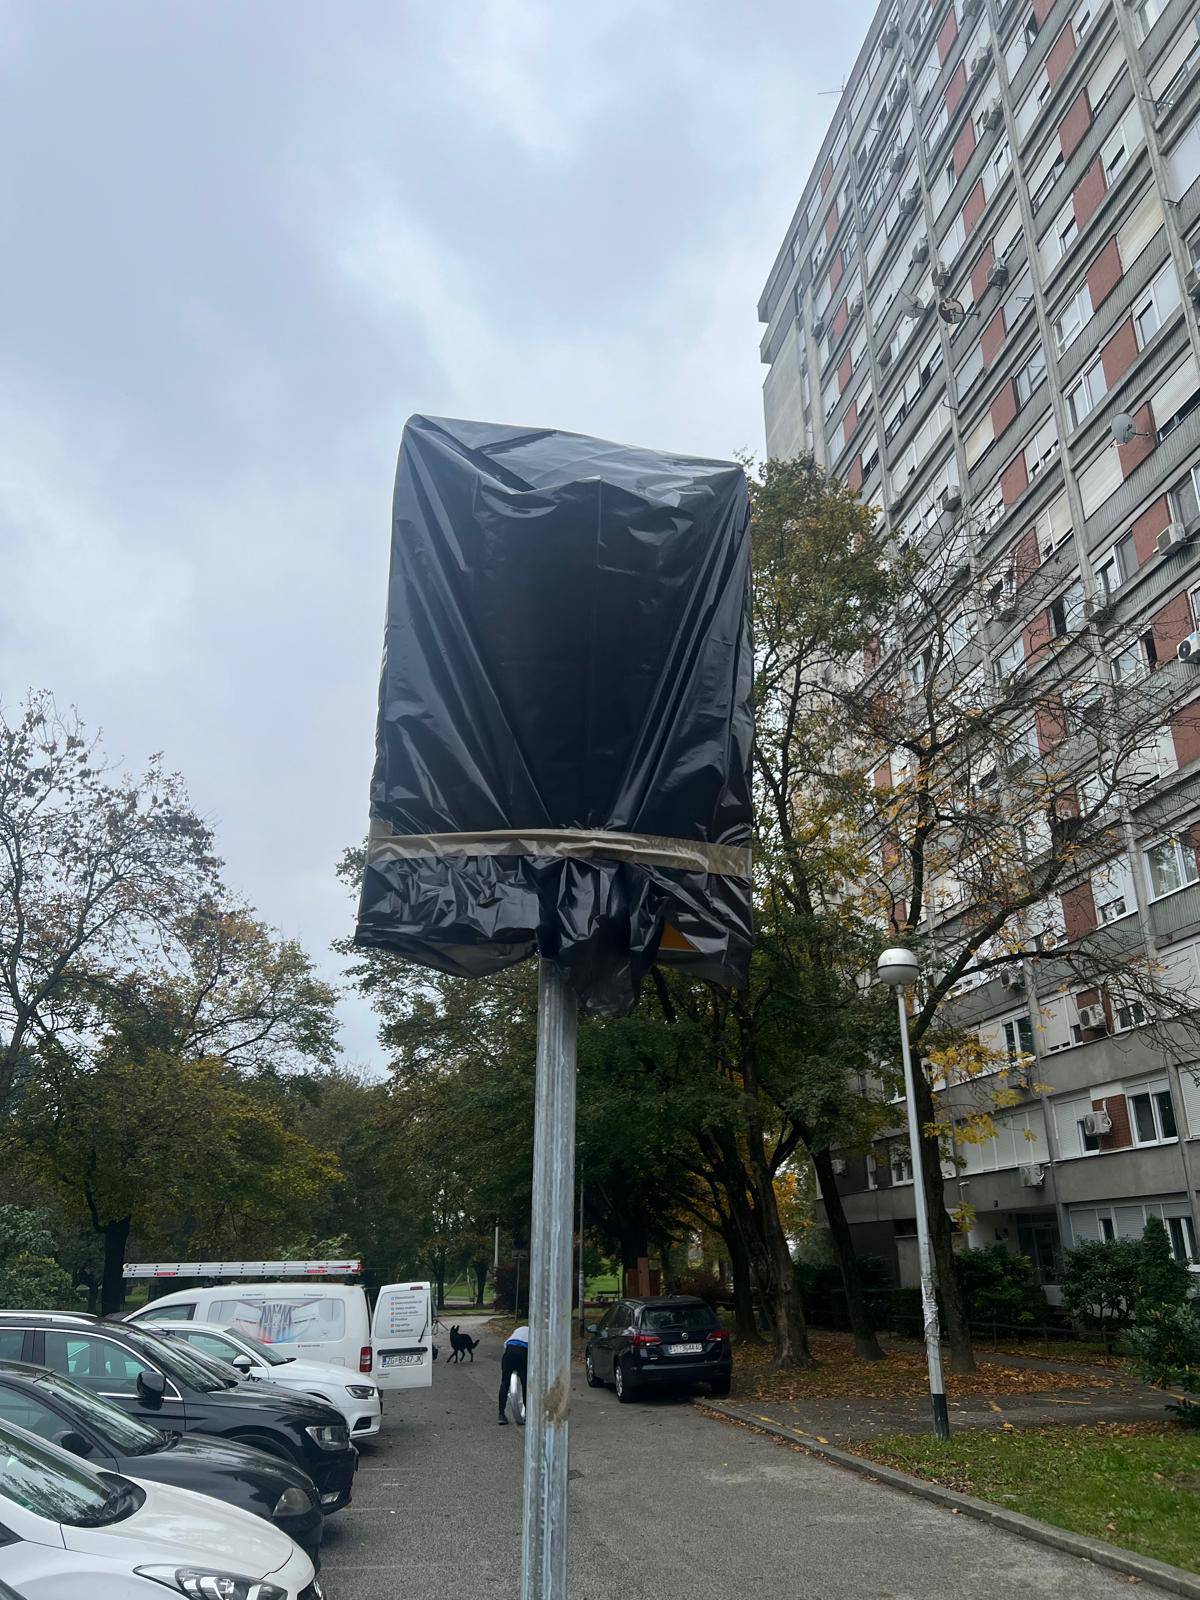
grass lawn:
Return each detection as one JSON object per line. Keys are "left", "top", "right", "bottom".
{"left": 731, "top": 1331, "right": 1124, "bottom": 1403}
{"left": 860, "top": 1423, "right": 1200, "bottom": 1573}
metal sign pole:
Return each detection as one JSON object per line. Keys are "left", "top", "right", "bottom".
{"left": 520, "top": 958, "right": 578, "bottom": 1600}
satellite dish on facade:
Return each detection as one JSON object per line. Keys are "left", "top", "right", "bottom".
{"left": 938, "top": 297, "right": 968, "bottom": 325}
{"left": 1110, "top": 412, "right": 1137, "bottom": 447}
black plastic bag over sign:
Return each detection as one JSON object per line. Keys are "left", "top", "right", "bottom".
{"left": 354, "top": 415, "right": 753, "bottom": 1015}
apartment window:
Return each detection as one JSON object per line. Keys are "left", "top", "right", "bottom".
{"left": 995, "top": 636, "right": 1024, "bottom": 681}
{"left": 1134, "top": 265, "right": 1182, "bottom": 349}
{"left": 927, "top": 102, "right": 950, "bottom": 150}
{"left": 1016, "top": 346, "right": 1048, "bottom": 404}
{"left": 1034, "top": 493, "right": 1073, "bottom": 560}
{"left": 1093, "top": 857, "right": 1136, "bottom": 923}
{"left": 1134, "top": 0, "right": 1170, "bottom": 41}
{"left": 1067, "top": 359, "right": 1107, "bottom": 427}
{"left": 917, "top": 49, "right": 940, "bottom": 103}
{"left": 1031, "top": 150, "right": 1064, "bottom": 211}
{"left": 1146, "top": 836, "right": 1200, "bottom": 899}
{"left": 1094, "top": 536, "right": 1132, "bottom": 601}
{"left": 890, "top": 1143, "right": 914, "bottom": 1184}
{"left": 942, "top": 211, "right": 967, "bottom": 260}
{"left": 1057, "top": 208, "right": 1078, "bottom": 257}
{"left": 956, "top": 340, "right": 985, "bottom": 395}
{"left": 1072, "top": 0, "right": 1093, "bottom": 41}
{"left": 1101, "top": 124, "right": 1131, "bottom": 186}
{"left": 1129, "top": 1081, "right": 1177, "bottom": 1144}
{"left": 1190, "top": 226, "right": 1200, "bottom": 272}
{"left": 989, "top": 139, "right": 1012, "bottom": 188}
{"left": 1174, "top": 466, "right": 1200, "bottom": 527}
{"left": 1050, "top": 579, "right": 1085, "bottom": 638}
{"left": 1054, "top": 284, "right": 1093, "bottom": 353}
{"left": 1024, "top": 415, "right": 1059, "bottom": 481}
{"left": 1003, "top": 1013, "right": 1035, "bottom": 1058}
{"left": 823, "top": 374, "right": 840, "bottom": 418}
{"left": 1112, "top": 630, "right": 1157, "bottom": 684}
{"left": 1055, "top": 1091, "right": 1100, "bottom": 1154}
{"left": 1167, "top": 1214, "right": 1198, "bottom": 1264}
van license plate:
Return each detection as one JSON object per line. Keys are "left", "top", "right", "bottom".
{"left": 668, "top": 1343, "right": 703, "bottom": 1355}
{"left": 382, "top": 1352, "right": 421, "bottom": 1367}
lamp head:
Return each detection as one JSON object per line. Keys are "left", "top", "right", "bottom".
{"left": 877, "top": 947, "right": 920, "bottom": 988}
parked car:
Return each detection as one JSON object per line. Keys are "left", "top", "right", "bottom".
{"left": 125, "top": 1282, "right": 374, "bottom": 1373}
{"left": 0, "top": 1413, "right": 320, "bottom": 1597}
{"left": 147, "top": 1320, "right": 382, "bottom": 1440}
{"left": 0, "top": 1358, "right": 324, "bottom": 1561}
{"left": 0, "top": 1313, "right": 356, "bottom": 1512}
{"left": 585, "top": 1296, "right": 732, "bottom": 1401}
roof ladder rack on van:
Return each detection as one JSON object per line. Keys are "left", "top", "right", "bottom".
{"left": 122, "top": 1261, "right": 364, "bottom": 1279}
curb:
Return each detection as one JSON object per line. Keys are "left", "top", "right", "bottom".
{"left": 700, "top": 1400, "right": 1200, "bottom": 1600}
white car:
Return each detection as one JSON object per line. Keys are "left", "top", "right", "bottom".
{"left": 0, "top": 1414, "right": 320, "bottom": 1597}
{"left": 153, "top": 1321, "right": 383, "bottom": 1440}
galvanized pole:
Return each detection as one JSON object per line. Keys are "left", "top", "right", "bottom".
{"left": 895, "top": 987, "right": 950, "bottom": 1439}
{"left": 520, "top": 958, "right": 578, "bottom": 1600}
{"left": 577, "top": 1166, "right": 586, "bottom": 1339}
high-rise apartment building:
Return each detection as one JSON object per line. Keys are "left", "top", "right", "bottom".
{"left": 758, "top": 0, "right": 1200, "bottom": 1292}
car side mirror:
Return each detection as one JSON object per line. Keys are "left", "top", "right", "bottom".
{"left": 231, "top": 1354, "right": 254, "bottom": 1373}
{"left": 137, "top": 1369, "right": 167, "bottom": 1408}
{"left": 55, "top": 1429, "right": 92, "bottom": 1457}
{"left": 585, "top": 1324, "right": 599, "bottom": 1336}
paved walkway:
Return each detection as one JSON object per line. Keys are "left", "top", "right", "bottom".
{"left": 317, "top": 1317, "right": 1176, "bottom": 1599}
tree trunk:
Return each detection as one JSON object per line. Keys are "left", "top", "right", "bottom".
{"left": 722, "top": 1224, "right": 761, "bottom": 1343}
{"left": 912, "top": 1068, "right": 975, "bottom": 1373}
{"left": 100, "top": 1218, "right": 130, "bottom": 1316}
{"left": 810, "top": 1146, "right": 886, "bottom": 1361}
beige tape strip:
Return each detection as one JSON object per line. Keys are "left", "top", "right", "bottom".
{"left": 367, "top": 819, "right": 750, "bottom": 878}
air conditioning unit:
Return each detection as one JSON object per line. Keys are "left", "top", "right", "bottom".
{"left": 969, "top": 46, "right": 992, "bottom": 77}
{"left": 890, "top": 148, "right": 907, "bottom": 176}
{"left": 912, "top": 237, "right": 931, "bottom": 266}
{"left": 1186, "top": 267, "right": 1200, "bottom": 306}
{"left": 831, "top": 1157, "right": 847, "bottom": 1175}
{"left": 1020, "top": 1163, "right": 1046, "bottom": 1188}
{"left": 1078, "top": 1005, "right": 1107, "bottom": 1032}
{"left": 1000, "top": 967, "right": 1025, "bottom": 991}
{"left": 881, "top": 20, "right": 900, "bottom": 46}
{"left": 812, "top": 311, "right": 826, "bottom": 337}
{"left": 931, "top": 262, "right": 952, "bottom": 289}
{"left": 940, "top": 485, "right": 963, "bottom": 512}
{"left": 1156, "top": 522, "right": 1188, "bottom": 556}
{"left": 1082, "top": 1107, "right": 1112, "bottom": 1136}
{"left": 980, "top": 100, "right": 1004, "bottom": 131}
{"left": 848, "top": 293, "right": 864, "bottom": 317}
{"left": 986, "top": 260, "right": 1010, "bottom": 289}
{"left": 1179, "top": 631, "right": 1200, "bottom": 663}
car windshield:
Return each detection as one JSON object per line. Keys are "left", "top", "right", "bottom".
{"left": 123, "top": 1328, "right": 233, "bottom": 1394}
{"left": 642, "top": 1305, "right": 717, "bottom": 1335}
{"left": 34, "top": 1371, "right": 163, "bottom": 1455}
{"left": 220, "top": 1329, "right": 291, "bottom": 1367}
{"left": 0, "top": 1419, "right": 139, "bottom": 1526}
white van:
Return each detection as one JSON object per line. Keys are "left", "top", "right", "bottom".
{"left": 369, "top": 1282, "right": 434, "bottom": 1392}
{"left": 127, "top": 1281, "right": 375, "bottom": 1374}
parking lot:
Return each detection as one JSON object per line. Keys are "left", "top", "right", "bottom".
{"left": 318, "top": 1317, "right": 1173, "bottom": 1600}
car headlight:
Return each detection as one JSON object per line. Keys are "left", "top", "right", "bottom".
{"left": 305, "top": 1422, "right": 350, "bottom": 1451}
{"left": 272, "top": 1484, "right": 312, "bottom": 1517}
{"left": 346, "top": 1384, "right": 376, "bottom": 1399}
{"left": 135, "top": 1568, "right": 287, "bottom": 1599}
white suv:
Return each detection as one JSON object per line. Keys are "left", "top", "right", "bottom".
{"left": 151, "top": 1321, "right": 382, "bottom": 1440}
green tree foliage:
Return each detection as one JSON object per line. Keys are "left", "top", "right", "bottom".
{"left": 1127, "top": 1303, "right": 1200, "bottom": 1425}
{"left": 0, "top": 1205, "right": 76, "bottom": 1310}
{"left": 1134, "top": 1218, "right": 1191, "bottom": 1318}
{"left": 954, "top": 1245, "right": 1047, "bottom": 1330}
{"left": 1062, "top": 1239, "right": 1144, "bottom": 1342}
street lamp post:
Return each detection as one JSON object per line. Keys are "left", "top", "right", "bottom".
{"left": 876, "top": 947, "right": 950, "bottom": 1439}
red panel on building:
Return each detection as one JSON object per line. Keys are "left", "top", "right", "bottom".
{"left": 1086, "top": 237, "right": 1124, "bottom": 313}
{"left": 1014, "top": 529, "right": 1041, "bottom": 588}
{"left": 1025, "top": 609, "right": 1052, "bottom": 665}
{"left": 1058, "top": 89, "right": 1092, "bottom": 161}
{"left": 838, "top": 352, "right": 854, "bottom": 392}
{"left": 1129, "top": 496, "right": 1170, "bottom": 567}
{"left": 847, "top": 454, "right": 864, "bottom": 494}
{"left": 1101, "top": 316, "right": 1139, "bottom": 389}
{"left": 1171, "top": 700, "right": 1200, "bottom": 769}
{"left": 1032, "top": 0, "right": 1056, "bottom": 22}
{"left": 829, "top": 253, "right": 844, "bottom": 294}
{"left": 945, "top": 62, "right": 968, "bottom": 119}
{"left": 1151, "top": 592, "right": 1194, "bottom": 661}
{"left": 962, "top": 179, "right": 987, "bottom": 232}
{"left": 970, "top": 244, "right": 996, "bottom": 304}
{"left": 953, "top": 118, "right": 977, "bottom": 179}
{"left": 1036, "top": 699, "right": 1068, "bottom": 749}
{"left": 990, "top": 378, "right": 1018, "bottom": 438}
{"left": 1046, "top": 24, "right": 1077, "bottom": 89}
{"left": 981, "top": 309, "right": 1006, "bottom": 367}
{"left": 1061, "top": 880, "right": 1097, "bottom": 942}
{"left": 825, "top": 205, "right": 840, "bottom": 246}
{"left": 1073, "top": 156, "right": 1107, "bottom": 231}
{"left": 863, "top": 637, "right": 880, "bottom": 673}
{"left": 937, "top": 7, "right": 959, "bottom": 63}
{"left": 1118, "top": 401, "right": 1156, "bottom": 477}
{"left": 843, "top": 399, "right": 858, "bottom": 438}
{"left": 1001, "top": 452, "right": 1029, "bottom": 505}
{"left": 873, "top": 759, "right": 893, "bottom": 789}
{"left": 831, "top": 299, "right": 849, "bottom": 340}
{"left": 821, "top": 159, "right": 834, "bottom": 196}
{"left": 1096, "top": 1093, "right": 1133, "bottom": 1151}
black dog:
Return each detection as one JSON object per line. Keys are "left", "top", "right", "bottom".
{"left": 446, "top": 1324, "right": 480, "bottom": 1363}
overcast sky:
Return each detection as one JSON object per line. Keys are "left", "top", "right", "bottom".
{"left": 1, "top": 0, "right": 872, "bottom": 1066}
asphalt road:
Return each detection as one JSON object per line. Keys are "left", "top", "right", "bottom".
{"left": 318, "top": 1316, "right": 1171, "bottom": 1600}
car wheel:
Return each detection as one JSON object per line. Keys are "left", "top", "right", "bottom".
{"left": 614, "top": 1359, "right": 635, "bottom": 1403}
{"left": 709, "top": 1375, "right": 732, "bottom": 1398}
{"left": 229, "top": 1433, "right": 303, "bottom": 1469}
{"left": 585, "top": 1351, "right": 602, "bottom": 1388}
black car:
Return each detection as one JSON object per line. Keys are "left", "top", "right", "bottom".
{"left": 585, "top": 1296, "right": 732, "bottom": 1401}
{"left": 0, "top": 1358, "right": 324, "bottom": 1560}
{"left": 0, "top": 1314, "right": 356, "bottom": 1512}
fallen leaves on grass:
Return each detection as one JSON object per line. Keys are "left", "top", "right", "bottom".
{"left": 732, "top": 1331, "right": 1124, "bottom": 1403}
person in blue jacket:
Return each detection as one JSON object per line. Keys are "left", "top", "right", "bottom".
{"left": 498, "top": 1324, "right": 529, "bottom": 1424}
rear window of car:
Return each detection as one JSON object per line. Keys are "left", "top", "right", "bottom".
{"left": 210, "top": 1296, "right": 346, "bottom": 1344}
{"left": 641, "top": 1305, "right": 717, "bottom": 1335}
